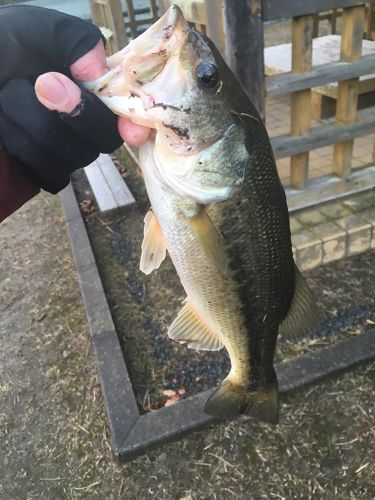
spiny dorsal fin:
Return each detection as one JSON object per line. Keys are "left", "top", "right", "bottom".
{"left": 140, "top": 209, "right": 167, "bottom": 275}
{"left": 279, "top": 265, "right": 320, "bottom": 341}
{"left": 168, "top": 299, "right": 223, "bottom": 351}
{"left": 187, "top": 208, "right": 227, "bottom": 275}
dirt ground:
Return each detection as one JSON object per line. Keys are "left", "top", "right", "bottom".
{"left": 72, "top": 158, "right": 375, "bottom": 413}
{"left": 0, "top": 189, "right": 374, "bottom": 499}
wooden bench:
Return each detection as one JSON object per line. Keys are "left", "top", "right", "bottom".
{"left": 84, "top": 154, "right": 135, "bottom": 212}
{"left": 265, "top": 34, "right": 375, "bottom": 120}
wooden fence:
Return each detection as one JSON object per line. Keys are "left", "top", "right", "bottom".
{"left": 159, "top": 0, "right": 375, "bottom": 209}
{"left": 90, "top": 0, "right": 159, "bottom": 53}
{"left": 91, "top": 0, "right": 375, "bottom": 209}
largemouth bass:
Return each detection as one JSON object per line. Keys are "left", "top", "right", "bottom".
{"left": 85, "top": 6, "right": 318, "bottom": 423}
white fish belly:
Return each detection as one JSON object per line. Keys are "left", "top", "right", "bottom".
{"left": 139, "top": 142, "right": 250, "bottom": 383}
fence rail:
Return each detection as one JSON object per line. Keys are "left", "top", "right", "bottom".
{"left": 262, "top": 0, "right": 375, "bottom": 21}
{"left": 266, "top": 54, "right": 375, "bottom": 95}
{"left": 91, "top": 0, "right": 375, "bottom": 209}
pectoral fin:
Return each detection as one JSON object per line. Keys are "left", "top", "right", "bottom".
{"left": 140, "top": 209, "right": 167, "bottom": 275}
{"left": 168, "top": 299, "right": 223, "bottom": 351}
{"left": 187, "top": 208, "right": 227, "bottom": 275}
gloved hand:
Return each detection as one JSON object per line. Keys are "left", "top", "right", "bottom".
{"left": 0, "top": 5, "right": 149, "bottom": 193}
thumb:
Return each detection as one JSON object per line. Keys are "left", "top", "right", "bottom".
{"left": 35, "top": 72, "right": 81, "bottom": 113}
{"left": 35, "top": 41, "right": 108, "bottom": 113}
{"left": 35, "top": 41, "right": 151, "bottom": 145}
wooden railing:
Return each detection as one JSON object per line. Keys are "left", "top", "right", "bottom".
{"left": 264, "top": 1, "right": 375, "bottom": 191}
{"left": 160, "top": 0, "right": 375, "bottom": 208}
{"left": 90, "top": 0, "right": 159, "bottom": 54}
{"left": 92, "top": 0, "right": 375, "bottom": 209}
{"left": 90, "top": 0, "right": 128, "bottom": 53}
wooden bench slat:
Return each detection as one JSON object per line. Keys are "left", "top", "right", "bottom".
{"left": 96, "top": 154, "right": 136, "bottom": 207}
{"left": 84, "top": 154, "right": 135, "bottom": 212}
{"left": 85, "top": 161, "right": 118, "bottom": 212}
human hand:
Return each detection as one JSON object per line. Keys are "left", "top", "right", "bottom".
{"left": 0, "top": 6, "right": 150, "bottom": 193}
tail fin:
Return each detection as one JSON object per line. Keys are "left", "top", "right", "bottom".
{"left": 204, "top": 377, "right": 279, "bottom": 424}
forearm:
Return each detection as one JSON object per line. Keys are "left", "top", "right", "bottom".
{"left": 0, "top": 147, "right": 40, "bottom": 223}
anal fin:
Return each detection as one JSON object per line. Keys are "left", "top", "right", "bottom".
{"left": 279, "top": 265, "right": 320, "bottom": 341}
{"left": 168, "top": 299, "right": 223, "bottom": 351}
{"left": 140, "top": 209, "right": 167, "bottom": 275}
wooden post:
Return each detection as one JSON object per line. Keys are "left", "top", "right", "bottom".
{"left": 333, "top": 5, "right": 365, "bottom": 178}
{"left": 331, "top": 8, "right": 338, "bottom": 34}
{"left": 205, "top": 0, "right": 265, "bottom": 118}
{"left": 125, "top": 0, "right": 138, "bottom": 39}
{"left": 312, "top": 14, "right": 319, "bottom": 38}
{"left": 149, "top": 0, "right": 159, "bottom": 23}
{"left": 364, "top": 3, "right": 375, "bottom": 39}
{"left": 90, "top": 0, "right": 127, "bottom": 54}
{"left": 290, "top": 15, "right": 314, "bottom": 189}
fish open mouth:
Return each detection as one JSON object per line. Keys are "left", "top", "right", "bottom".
{"left": 84, "top": 6, "right": 190, "bottom": 128}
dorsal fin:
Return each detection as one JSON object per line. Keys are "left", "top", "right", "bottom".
{"left": 168, "top": 299, "right": 223, "bottom": 351}
{"left": 140, "top": 209, "right": 167, "bottom": 275}
{"left": 279, "top": 265, "right": 320, "bottom": 341}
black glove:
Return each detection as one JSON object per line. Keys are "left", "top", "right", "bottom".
{"left": 0, "top": 5, "right": 123, "bottom": 193}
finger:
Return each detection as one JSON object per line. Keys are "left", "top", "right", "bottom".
{"left": 36, "top": 73, "right": 151, "bottom": 147}
{"left": 0, "top": 6, "right": 102, "bottom": 85}
{"left": 0, "top": 78, "right": 99, "bottom": 191}
{"left": 70, "top": 41, "right": 152, "bottom": 146}
{"left": 35, "top": 72, "right": 81, "bottom": 113}
{"left": 35, "top": 72, "right": 123, "bottom": 152}
{"left": 70, "top": 40, "right": 109, "bottom": 82}
{"left": 118, "top": 117, "right": 151, "bottom": 146}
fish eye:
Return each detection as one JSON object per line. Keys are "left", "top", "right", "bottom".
{"left": 196, "top": 62, "right": 219, "bottom": 89}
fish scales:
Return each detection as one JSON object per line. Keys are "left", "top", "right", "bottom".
{"left": 85, "top": 5, "right": 319, "bottom": 423}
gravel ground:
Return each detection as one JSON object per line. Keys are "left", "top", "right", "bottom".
{"left": 0, "top": 186, "right": 374, "bottom": 499}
